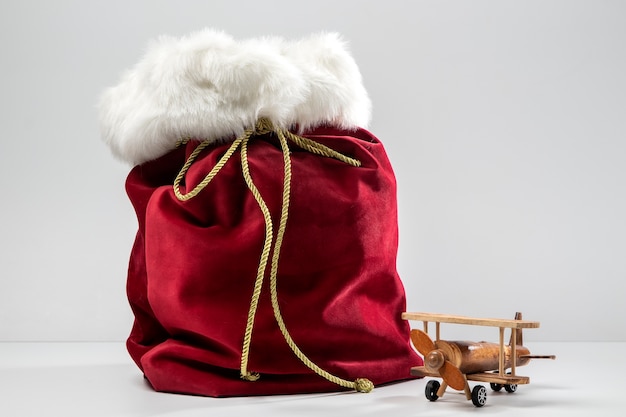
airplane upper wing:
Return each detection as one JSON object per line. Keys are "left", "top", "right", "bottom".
{"left": 402, "top": 312, "right": 540, "bottom": 329}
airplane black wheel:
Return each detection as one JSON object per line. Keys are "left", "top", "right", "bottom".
{"left": 490, "top": 383, "right": 503, "bottom": 392}
{"left": 471, "top": 385, "right": 487, "bottom": 407}
{"left": 425, "top": 380, "right": 440, "bottom": 401}
{"left": 504, "top": 372, "right": 517, "bottom": 393}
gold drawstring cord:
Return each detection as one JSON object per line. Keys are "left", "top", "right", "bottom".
{"left": 172, "top": 118, "right": 373, "bottom": 393}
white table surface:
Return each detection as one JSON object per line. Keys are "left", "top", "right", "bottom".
{"left": 0, "top": 342, "right": 622, "bottom": 416}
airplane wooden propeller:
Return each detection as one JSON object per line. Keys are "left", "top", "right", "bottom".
{"left": 402, "top": 312, "right": 555, "bottom": 407}
{"left": 411, "top": 328, "right": 467, "bottom": 391}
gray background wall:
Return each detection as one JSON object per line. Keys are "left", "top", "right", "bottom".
{"left": 1, "top": 0, "right": 624, "bottom": 342}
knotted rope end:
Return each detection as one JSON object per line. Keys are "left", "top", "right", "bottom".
{"left": 241, "top": 372, "right": 261, "bottom": 382}
{"left": 354, "top": 378, "right": 374, "bottom": 393}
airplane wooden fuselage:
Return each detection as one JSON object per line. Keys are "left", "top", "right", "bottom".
{"left": 429, "top": 339, "right": 531, "bottom": 375}
{"left": 402, "top": 312, "right": 555, "bottom": 407}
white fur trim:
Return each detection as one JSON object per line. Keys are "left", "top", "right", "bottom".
{"left": 98, "top": 29, "right": 371, "bottom": 165}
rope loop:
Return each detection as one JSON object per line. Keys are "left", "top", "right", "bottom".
{"left": 172, "top": 118, "right": 372, "bottom": 393}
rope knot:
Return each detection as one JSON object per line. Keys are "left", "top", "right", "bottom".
{"left": 251, "top": 117, "right": 275, "bottom": 136}
{"left": 241, "top": 372, "right": 260, "bottom": 382}
{"left": 354, "top": 378, "right": 374, "bottom": 393}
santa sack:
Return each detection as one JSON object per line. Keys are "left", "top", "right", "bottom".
{"left": 99, "top": 29, "right": 422, "bottom": 397}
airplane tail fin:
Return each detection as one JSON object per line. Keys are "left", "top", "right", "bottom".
{"left": 510, "top": 312, "right": 523, "bottom": 346}
{"left": 511, "top": 312, "right": 557, "bottom": 361}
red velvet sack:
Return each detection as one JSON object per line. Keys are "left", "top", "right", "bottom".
{"left": 124, "top": 122, "right": 420, "bottom": 396}
{"left": 99, "top": 29, "right": 422, "bottom": 397}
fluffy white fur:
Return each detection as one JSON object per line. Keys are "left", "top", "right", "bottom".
{"left": 98, "top": 29, "right": 371, "bottom": 165}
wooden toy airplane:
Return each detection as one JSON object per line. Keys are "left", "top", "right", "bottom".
{"left": 402, "top": 311, "right": 555, "bottom": 407}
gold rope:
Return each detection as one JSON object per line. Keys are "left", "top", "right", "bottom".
{"left": 238, "top": 134, "right": 274, "bottom": 382}
{"left": 173, "top": 118, "right": 373, "bottom": 393}
{"left": 284, "top": 130, "right": 361, "bottom": 168}
{"left": 173, "top": 138, "right": 243, "bottom": 201}
{"left": 267, "top": 128, "right": 373, "bottom": 393}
